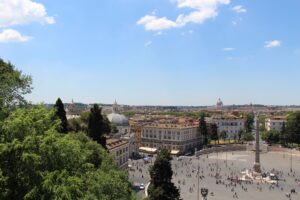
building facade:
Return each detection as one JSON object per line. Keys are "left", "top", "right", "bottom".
{"left": 141, "top": 124, "right": 202, "bottom": 155}
{"left": 207, "top": 115, "right": 245, "bottom": 139}
{"left": 106, "top": 138, "right": 130, "bottom": 169}
{"left": 265, "top": 116, "right": 286, "bottom": 132}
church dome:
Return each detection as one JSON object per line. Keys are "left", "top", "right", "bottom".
{"left": 107, "top": 113, "right": 129, "bottom": 126}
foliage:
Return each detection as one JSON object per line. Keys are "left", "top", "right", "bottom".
{"left": 199, "top": 113, "right": 208, "bottom": 146}
{"left": 148, "top": 149, "right": 181, "bottom": 200}
{"left": 286, "top": 112, "right": 300, "bottom": 144}
{"left": 87, "top": 104, "right": 111, "bottom": 149}
{"left": 54, "top": 98, "right": 68, "bottom": 133}
{"left": 68, "top": 118, "right": 82, "bottom": 132}
{"left": 210, "top": 123, "right": 218, "bottom": 144}
{"left": 243, "top": 132, "right": 254, "bottom": 141}
{"left": 238, "top": 129, "right": 244, "bottom": 142}
{"left": 123, "top": 111, "right": 136, "bottom": 118}
{"left": 258, "top": 115, "right": 266, "bottom": 132}
{"left": 261, "top": 130, "right": 280, "bottom": 144}
{"left": 220, "top": 130, "right": 227, "bottom": 141}
{"left": 0, "top": 59, "right": 32, "bottom": 119}
{"left": 0, "top": 106, "right": 134, "bottom": 200}
{"left": 244, "top": 112, "right": 254, "bottom": 133}
{"left": 68, "top": 111, "right": 90, "bottom": 133}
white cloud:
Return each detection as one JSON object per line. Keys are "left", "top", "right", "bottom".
{"left": 144, "top": 41, "right": 152, "bottom": 47}
{"left": 137, "top": 15, "right": 177, "bottom": 31}
{"left": 0, "top": 29, "right": 31, "bottom": 42}
{"left": 265, "top": 40, "right": 281, "bottom": 48}
{"left": 137, "top": 0, "right": 230, "bottom": 31}
{"left": 223, "top": 47, "right": 235, "bottom": 51}
{"left": 0, "top": 0, "right": 55, "bottom": 27}
{"left": 232, "top": 5, "right": 247, "bottom": 13}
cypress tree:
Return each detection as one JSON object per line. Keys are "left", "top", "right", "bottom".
{"left": 54, "top": 98, "right": 68, "bottom": 133}
{"left": 211, "top": 123, "right": 219, "bottom": 145}
{"left": 148, "top": 149, "right": 181, "bottom": 200}
{"left": 88, "top": 104, "right": 109, "bottom": 149}
{"left": 199, "top": 113, "right": 208, "bottom": 146}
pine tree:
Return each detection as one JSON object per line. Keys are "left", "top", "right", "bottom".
{"left": 148, "top": 149, "right": 181, "bottom": 200}
{"left": 54, "top": 98, "right": 68, "bottom": 133}
{"left": 88, "top": 104, "right": 110, "bottom": 149}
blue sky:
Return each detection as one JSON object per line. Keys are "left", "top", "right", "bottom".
{"left": 0, "top": 0, "right": 300, "bottom": 106}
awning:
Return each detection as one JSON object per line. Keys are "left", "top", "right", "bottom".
{"left": 139, "top": 147, "right": 157, "bottom": 153}
{"left": 171, "top": 150, "right": 180, "bottom": 155}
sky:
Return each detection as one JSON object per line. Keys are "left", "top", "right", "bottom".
{"left": 0, "top": 0, "right": 300, "bottom": 106}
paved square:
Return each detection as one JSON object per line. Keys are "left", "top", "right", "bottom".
{"left": 129, "top": 151, "right": 300, "bottom": 200}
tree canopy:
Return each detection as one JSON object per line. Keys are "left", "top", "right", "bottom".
{"left": 0, "top": 59, "right": 32, "bottom": 119}
{"left": 210, "top": 123, "right": 219, "bottom": 144}
{"left": 54, "top": 98, "right": 68, "bottom": 133}
{"left": 244, "top": 112, "right": 254, "bottom": 133}
{"left": 286, "top": 112, "right": 300, "bottom": 144}
{"left": 199, "top": 113, "right": 208, "bottom": 146}
{"left": 0, "top": 106, "right": 134, "bottom": 200}
{"left": 87, "top": 104, "right": 111, "bottom": 148}
{"left": 148, "top": 149, "right": 181, "bottom": 200}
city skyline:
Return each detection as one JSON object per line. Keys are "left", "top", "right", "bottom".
{"left": 1, "top": 0, "right": 300, "bottom": 105}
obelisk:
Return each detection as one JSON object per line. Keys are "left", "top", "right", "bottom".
{"left": 253, "top": 115, "right": 261, "bottom": 173}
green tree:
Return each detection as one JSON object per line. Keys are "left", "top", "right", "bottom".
{"left": 199, "top": 113, "right": 208, "bottom": 146}
{"left": 0, "top": 106, "right": 134, "bottom": 200}
{"left": 243, "top": 132, "right": 254, "bottom": 141}
{"left": 244, "top": 113, "right": 254, "bottom": 133}
{"left": 54, "top": 98, "right": 68, "bottom": 133}
{"left": 220, "top": 130, "right": 227, "bottom": 143}
{"left": 0, "top": 59, "right": 32, "bottom": 119}
{"left": 258, "top": 115, "right": 266, "bottom": 132}
{"left": 88, "top": 104, "right": 110, "bottom": 149}
{"left": 210, "top": 123, "right": 218, "bottom": 145}
{"left": 261, "top": 130, "right": 280, "bottom": 144}
{"left": 280, "top": 122, "right": 286, "bottom": 145}
{"left": 238, "top": 129, "right": 244, "bottom": 142}
{"left": 68, "top": 118, "right": 82, "bottom": 132}
{"left": 148, "top": 149, "right": 181, "bottom": 200}
{"left": 286, "top": 112, "right": 300, "bottom": 144}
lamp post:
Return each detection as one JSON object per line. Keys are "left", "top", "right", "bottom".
{"left": 216, "top": 151, "right": 218, "bottom": 183}
{"left": 290, "top": 147, "right": 293, "bottom": 172}
{"left": 197, "top": 156, "right": 200, "bottom": 200}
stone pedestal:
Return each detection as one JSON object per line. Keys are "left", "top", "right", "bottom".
{"left": 253, "top": 162, "right": 261, "bottom": 174}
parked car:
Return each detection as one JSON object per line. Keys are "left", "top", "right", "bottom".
{"left": 139, "top": 183, "right": 145, "bottom": 190}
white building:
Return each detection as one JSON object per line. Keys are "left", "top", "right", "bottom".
{"left": 121, "top": 132, "right": 138, "bottom": 158}
{"left": 207, "top": 115, "right": 245, "bottom": 139}
{"left": 106, "top": 138, "right": 129, "bottom": 169}
{"left": 141, "top": 124, "right": 202, "bottom": 155}
{"left": 265, "top": 116, "right": 287, "bottom": 132}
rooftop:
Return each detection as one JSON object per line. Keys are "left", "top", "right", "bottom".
{"left": 106, "top": 138, "right": 128, "bottom": 150}
{"left": 143, "top": 123, "right": 198, "bottom": 129}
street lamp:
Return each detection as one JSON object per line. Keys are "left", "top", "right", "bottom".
{"left": 226, "top": 150, "right": 228, "bottom": 168}
{"left": 197, "top": 156, "right": 200, "bottom": 200}
{"left": 290, "top": 147, "right": 293, "bottom": 172}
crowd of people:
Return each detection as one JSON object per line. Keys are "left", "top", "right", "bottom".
{"left": 129, "top": 152, "right": 300, "bottom": 200}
